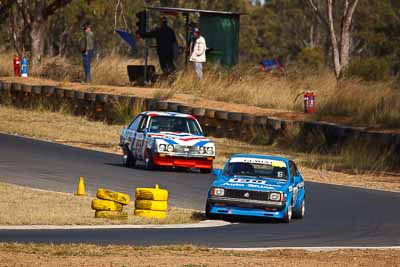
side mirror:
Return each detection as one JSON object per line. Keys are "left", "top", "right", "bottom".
{"left": 212, "top": 169, "right": 221, "bottom": 176}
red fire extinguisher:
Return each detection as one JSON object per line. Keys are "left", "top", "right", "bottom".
{"left": 304, "top": 91, "right": 316, "bottom": 114}
{"left": 13, "top": 55, "right": 21, "bottom": 77}
{"left": 308, "top": 91, "right": 316, "bottom": 113}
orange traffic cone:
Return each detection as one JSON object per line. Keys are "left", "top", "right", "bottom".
{"left": 76, "top": 176, "right": 86, "bottom": 196}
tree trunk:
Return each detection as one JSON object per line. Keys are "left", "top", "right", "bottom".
{"left": 307, "top": 0, "right": 359, "bottom": 79}
{"left": 339, "top": 0, "right": 358, "bottom": 75}
{"left": 30, "top": 20, "right": 46, "bottom": 68}
{"left": 327, "top": 0, "right": 341, "bottom": 78}
{"left": 46, "top": 33, "right": 54, "bottom": 57}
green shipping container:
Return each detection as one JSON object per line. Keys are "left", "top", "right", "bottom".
{"left": 199, "top": 14, "right": 240, "bottom": 67}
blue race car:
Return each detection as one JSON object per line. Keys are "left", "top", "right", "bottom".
{"left": 206, "top": 154, "right": 305, "bottom": 223}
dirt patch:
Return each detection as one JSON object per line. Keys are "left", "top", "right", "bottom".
{"left": 0, "top": 182, "right": 200, "bottom": 225}
{"left": 0, "top": 243, "right": 398, "bottom": 266}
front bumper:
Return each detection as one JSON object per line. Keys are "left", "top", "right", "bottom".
{"left": 208, "top": 196, "right": 287, "bottom": 218}
{"left": 153, "top": 154, "right": 213, "bottom": 169}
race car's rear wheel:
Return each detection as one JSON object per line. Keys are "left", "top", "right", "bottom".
{"left": 282, "top": 204, "right": 292, "bottom": 223}
{"left": 122, "top": 146, "right": 135, "bottom": 167}
{"left": 293, "top": 199, "right": 305, "bottom": 219}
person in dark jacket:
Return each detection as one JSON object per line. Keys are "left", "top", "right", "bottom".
{"left": 144, "top": 17, "right": 177, "bottom": 75}
{"left": 80, "top": 22, "right": 95, "bottom": 83}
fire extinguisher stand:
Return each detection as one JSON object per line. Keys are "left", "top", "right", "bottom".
{"left": 20, "top": 57, "right": 28, "bottom": 77}
{"left": 304, "top": 91, "right": 316, "bottom": 114}
{"left": 13, "top": 55, "right": 21, "bottom": 77}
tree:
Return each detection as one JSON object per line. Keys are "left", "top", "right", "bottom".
{"left": 306, "top": 0, "right": 359, "bottom": 79}
{"left": 15, "top": 0, "right": 72, "bottom": 69}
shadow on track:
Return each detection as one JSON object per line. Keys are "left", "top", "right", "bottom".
{"left": 104, "top": 162, "right": 208, "bottom": 174}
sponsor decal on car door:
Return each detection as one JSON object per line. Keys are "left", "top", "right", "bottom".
{"left": 132, "top": 116, "right": 148, "bottom": 160}
{"left": 124, "top": 115, "right": 142, "bottom": 151}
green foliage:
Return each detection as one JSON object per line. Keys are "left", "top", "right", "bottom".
{"left": 345, "top": 58, "right": 391, "bottom": 81}
{"left": 0, "top": 0, "right": 400, "bottom": 77}
{"left": 295, "top": 47, "right": 324, "bottom": 72}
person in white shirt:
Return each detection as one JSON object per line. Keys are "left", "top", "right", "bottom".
{"left": 190, "top": 28, "right": 206, "bottom": 80}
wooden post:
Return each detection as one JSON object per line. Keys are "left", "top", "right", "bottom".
{"left": 185, "top": 13, "right": 189, "bottom": 68}
{"left": 144, "top": 9, "right": 149, "bottom": 85}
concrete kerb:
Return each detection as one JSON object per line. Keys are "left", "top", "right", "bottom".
{"left": 0, "top": 220, "right": 231, "bottom": 230}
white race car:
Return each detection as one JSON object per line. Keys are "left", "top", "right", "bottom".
{"left": 119, "top": 111, "right": 215, "bottom": 173}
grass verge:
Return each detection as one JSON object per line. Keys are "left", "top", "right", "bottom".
{"left": 0, "top": 182, "right": 200, "bottom": 225}
{"left": 0, "top": 243, "right": 398, "bottom": 266}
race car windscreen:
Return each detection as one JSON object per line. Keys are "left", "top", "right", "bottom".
{"left": 148, "top": 116, "right": 202, "bottom": 135}
{"left": 223, "top": 162, "right": 288, "bottom": 180}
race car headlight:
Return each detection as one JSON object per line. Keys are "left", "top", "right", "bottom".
{"left": 210, "top": 187, "right": 225, "bottom": 196}
{"left": 206, "top": 147, "right": 214, "bottom": 155}
{"left": 158, "top": 144, "right": 166, "bottom": 152}
{"left": 269, "top": 192, "right": 282, "bottom": 202}
{"left": 199, "top": 146, "right": 207, "bottom": 154}
{"left": 167, "top": 144, "right": 174, "bottom": 152}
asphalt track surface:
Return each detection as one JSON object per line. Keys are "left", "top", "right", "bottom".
{"left": 0, "top": 133, "right": 399, "bottom": 248}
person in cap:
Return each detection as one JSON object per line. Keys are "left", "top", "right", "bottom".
{"left": 190, "top": 27, "right": 206, "bottom": 80}
{"left": 80, "top": 22, "right": 95, "bottom": 83}
{"left": 143, "top": 17, "right": 177, "bottom": 75}
{"left": 187, "top": 21, "right": 198, "bottom": 56}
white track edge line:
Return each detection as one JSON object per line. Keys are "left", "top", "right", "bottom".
{"left": 0, "top": 220, "right": 231, "bottom": 230}
{"left": 218, "top": 246, "right": 400, "bottom": 252}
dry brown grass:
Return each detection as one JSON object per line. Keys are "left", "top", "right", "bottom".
{"left": 168, "top": 67, "right": 302, "bottom": 111}
{"left": 0, "top": 52, "right": 14, "bottom": 77}
{"left": 0, "top": 105, "right": 121, "bottom": 154}
{"left": 167, "top": 67, "right": 400, "bottom": 128}
{"left": 0, "top": 105, "right": 399, "bottom": 192}
{"left": 0, "top": 182, "right": 200, "bottom": 225}
{"left": 91, "top": 55, "right": 145, "bottom": 86}
{"left": 33, "top": 56, "right": 82, "bottom": 82}
{"left": 0, "top": 243, "right": 399, "bottom": 267}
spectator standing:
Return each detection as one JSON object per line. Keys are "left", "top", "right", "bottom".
{"left": 80, "top": 22, "right": 95, "bottom": 83}
{"left": 187, "top": 21, "right": 197, "bottom": 57}
{"left": 144, "top": 17, "right": 177, "bottom": 75}
{"left": 190, "top": 28, "right": 206, "bottom": 80}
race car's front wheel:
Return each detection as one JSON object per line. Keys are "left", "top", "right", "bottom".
{"left": 122, "top": 146, "right": 135, "bottom": 167}
{"left": 282, "top": 204, "right": 292, "bottom": 223}
{"left": 293, "top": 199, "right": 305, "bottom": 219}
{"left": 205, "top": 201, "right": 221, "bottom": 220}
{"left": 144, "top": 149, "right": 154, "bottom": 170}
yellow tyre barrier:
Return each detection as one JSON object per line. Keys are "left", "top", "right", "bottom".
{"left": 134, "top": 209, "right": 167, "bottom": 219}
{"left": 96, "top": 188, "right": 130, "bottom": 205}
{"left": 95, "top": 211, "right": 128, "bottom": 219}
{"left": 135, "top": 184, "right": 168, "bottom": 201}
{"left": 135, "top": 200, "right": 168, "bottom": 211}
{"left": 91, "top": 199, "right": 123, "bottom": 211}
